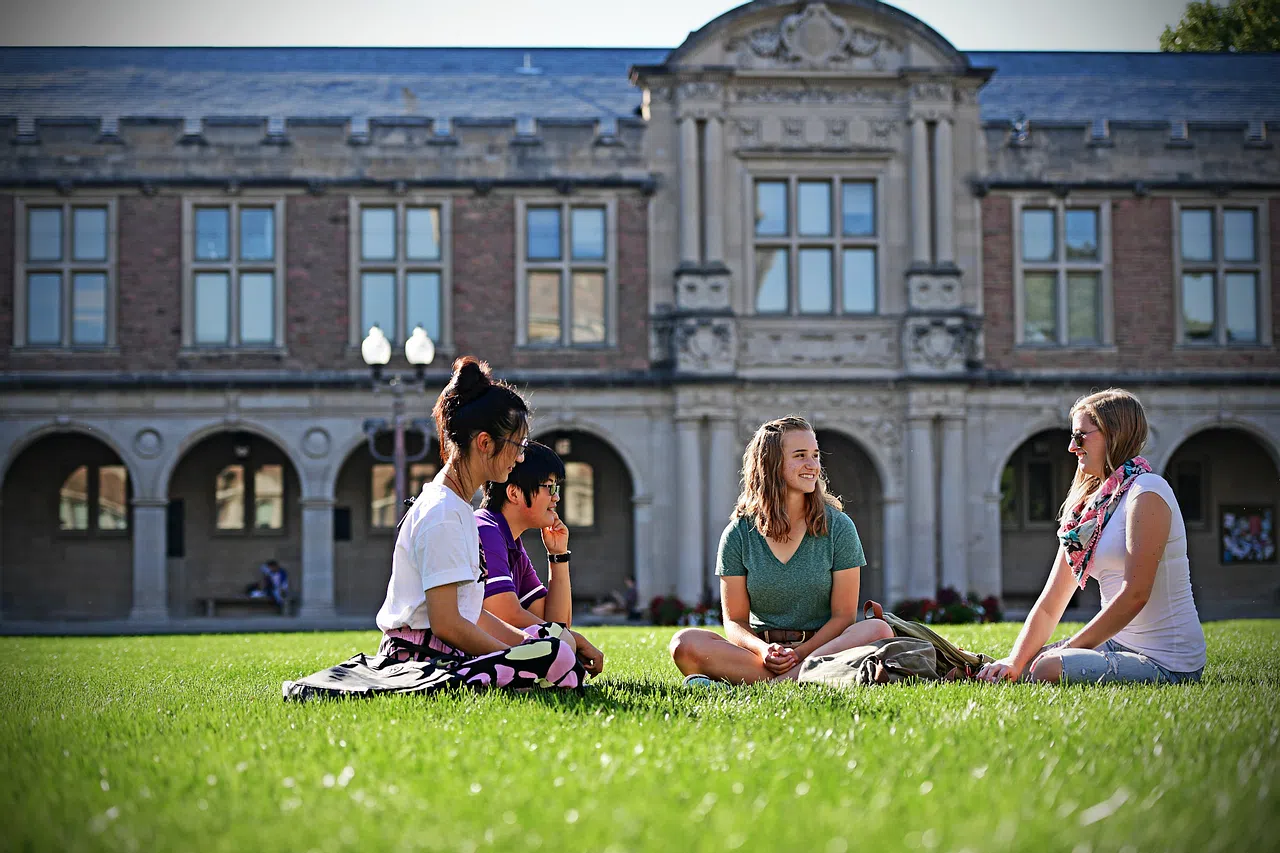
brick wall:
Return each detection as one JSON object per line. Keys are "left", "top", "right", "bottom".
{"left": 452, "top": 193, "right": 650, "bottom": 372}
{"left": 118, "top": 195, "right": 183, "bottom": 369}
{"left": 284, "top": 194, "right": 350, "bottom": 369}
{"left": 983, "top": 194, "right": 1280, "bottom": 372}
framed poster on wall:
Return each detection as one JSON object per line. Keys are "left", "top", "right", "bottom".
{"left": 1220, "top": 505, "right": 1276, "bottom": 564}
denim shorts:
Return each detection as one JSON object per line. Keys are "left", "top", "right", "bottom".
{"left": 1046, "top": 639, "right": 1203, "bottom": 685}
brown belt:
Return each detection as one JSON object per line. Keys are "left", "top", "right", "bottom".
{"left": 756, "top": 628, "right": 817, "bottom": 645}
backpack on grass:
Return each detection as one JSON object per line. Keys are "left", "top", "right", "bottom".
{"left": 796, "top": 602, "right": 995, "bottom": 687}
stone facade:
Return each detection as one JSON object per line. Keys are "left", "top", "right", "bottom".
{"left": 2, "top": 1, "right": 1278, "bottom": 627}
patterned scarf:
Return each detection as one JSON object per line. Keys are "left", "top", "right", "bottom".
{"left": 1057, "top": 456, "right": 1152, "bottom": 588}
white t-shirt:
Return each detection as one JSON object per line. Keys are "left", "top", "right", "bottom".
{"left": 375, "top": 481, "right": 485, "bottom": 632}
{"left": 1089, "top": 472, "right": 1207, "bottom": 672}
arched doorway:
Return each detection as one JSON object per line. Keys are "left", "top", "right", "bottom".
{"left": 333, "top": 431, "right": 440, "bottom": 616}
{"left": 529, "top": 430, "right": 634, "bottom": 605}
{"left": 998, "top": 429, "right": 1099, "bottom": 610}
{"left": 1164, "top": 428, "right": 1280, "bottom": 614}
{"left": 2, "top": 432, "right": 133, "bottom": 620}
{"left": 166, "top": 431, "right": 301, "bottom": 616}
{"left": 815, "top": 430, "right": 884, "bottom": 605}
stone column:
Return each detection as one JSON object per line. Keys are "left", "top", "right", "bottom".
{"left": 705, "top": 417, "right": 738, "bottom": 585}
{"left": 939, "top": 416, "right": 968, "bottom": 593}
{"left": 910, "top": 116, "right": 932, "bottom": 268}
{"left": 933, "top": 117, "right": 954, "bottom": 267}
{"left": 882, "top": 495, "right": 907, "bottom": 609}
{"left": 679, "top": 115, "right": 701, "bottom": 267}
{"left": 633, "top": 494, "right": 655, "bottom": 604}
{"left": 129, "top": 498, "right": 169, "bottom": 622}
{"left": 675, "top": 417, "right": 705, "bottom": 604}
{"left": 299, "top": 497, "right": 336, "bottom": 619}
{"left": 979, "top": 491, "right": 1005, "bottom": 600}
{"left": 905, "top": 415, "right": 937, "bottom": 599}
{"left": 703, "top": 116, "right": 725, "bottom": 266}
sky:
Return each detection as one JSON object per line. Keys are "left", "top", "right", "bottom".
{"left": 0, "top": 0, "right": 1193, "bottom": 51}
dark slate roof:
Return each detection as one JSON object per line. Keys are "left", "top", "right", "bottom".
{"left": 0, "top": 47, "right": 1277, "bottom": 125}
{"left": 0, "top": 47, "right": 669, "bottom": 122}
{"left": 968, "top": 51, "right": 1280, "bottom": 124}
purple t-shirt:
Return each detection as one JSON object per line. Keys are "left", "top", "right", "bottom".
{"left": 475, "top": 509, "right": 548, "bottom": 608}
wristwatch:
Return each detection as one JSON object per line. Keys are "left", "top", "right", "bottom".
{"left": 547, "top": 551, "right": 572, "bottom": 563}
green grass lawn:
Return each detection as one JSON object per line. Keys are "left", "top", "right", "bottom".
{"left": 2, "top": 622, "right": 1278, "bottom": 853}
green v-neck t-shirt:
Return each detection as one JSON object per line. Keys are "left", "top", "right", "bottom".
{"left": 715, "top": 504, "right": 865, "bottom": 631}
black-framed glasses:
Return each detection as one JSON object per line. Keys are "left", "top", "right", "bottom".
{"left": 536, "top": 482, "right": 562, "bottom": 498}
{"left": 497, "top": 435, "right": 530, "bottom": 453}
{"left": 1070, "top": 428, "right": 1100, "bottom": 447}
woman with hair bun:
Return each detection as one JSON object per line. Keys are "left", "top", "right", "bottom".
{"left": 283, "top": 357, "right": 584, "bottom": 699}
{"left": 669, "top": 416, "right": 893, "bottom": 686}
{"left": 978, "top": 388, "right": 1206, "bottom": 685}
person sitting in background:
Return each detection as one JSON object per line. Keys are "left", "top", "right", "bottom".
{"left": 246, "top": 559, "right": 288, "bottom": 606}
{"left": 476, "top": 442, "right": 604, "bottom": 676}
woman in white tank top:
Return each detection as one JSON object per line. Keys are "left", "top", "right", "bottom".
{"left": 978, "top": 389, "right": 1206, "bottom": 685}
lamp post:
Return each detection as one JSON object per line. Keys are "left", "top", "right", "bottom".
{"left": 361, "top": 325, "right": 437, "bottom": 523}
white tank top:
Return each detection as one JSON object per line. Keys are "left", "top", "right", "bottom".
{"left": 1088, "top": 472, "right": 1207, "bottom": 672}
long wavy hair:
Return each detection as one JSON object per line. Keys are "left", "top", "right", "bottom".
{"left": 1058, "top": 388, "right": 1148, "bottom": 524}
{"left": 732, "top": 416, "right": 842, "bottom": 541}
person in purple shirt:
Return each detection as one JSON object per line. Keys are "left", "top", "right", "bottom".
{"left": 476, "top": 442, "right": 605, "bottom": 676}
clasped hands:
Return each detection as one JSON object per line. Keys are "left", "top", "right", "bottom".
{"left": 761, "top": 642, "right": 801, "bottom": 675}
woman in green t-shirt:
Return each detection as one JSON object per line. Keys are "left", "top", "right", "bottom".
{"left": 670, "top": 416, "right": 893, "bottom": 685}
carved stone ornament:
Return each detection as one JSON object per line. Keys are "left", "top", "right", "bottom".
{"left": 678, "top": 81, "right": 722, "bottom": 102}
{"left": 133, "top": 428, "right": 163, "bottom": 459}
{"left": 910, "top": 82, "right": 953, "bottom": 103}
{"left": 725, "top": 3, "right": 903, "bottom": 71}
{"left": 734, "top": 118, "right": 762, "bottom": 144}
{"left": 301, "top": 427, "right": 332, "bottom": 459}
{"left": 824, "top": 118, "right": 849, "bottom": 144}
{"left": 739, "top": 325, "right": 898, "bottom": 369}
{"left": 903, "top": 316, "right": 977, "bottom": 374}
{"left": 782, "top": 117, "right": 806, "bottom": 143}
{"left": 907, "top": 274, "right": 962, "bottom": 311}
{"left": 675, "top": 318, "right": 736, "bottom": 374}
{"left": 732, "top": 85, "right": 900, "bottom": 106}
{"left": 675, "top": 270, "right": 731, "bottom": 312}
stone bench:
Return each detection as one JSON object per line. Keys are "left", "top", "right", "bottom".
{"left": 201, "top": 595, "right": 296, "bottom": 618}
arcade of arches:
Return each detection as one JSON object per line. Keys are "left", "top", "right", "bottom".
{"left": 1, "top": 419, "right": 1276, "bottom": 622}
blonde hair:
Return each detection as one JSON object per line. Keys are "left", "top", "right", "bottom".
{"left": 732, "top": 416, "right": 842, "bottom": 540}
{"left": 1058, "top": 388, "right": 1149, "bottom": 524}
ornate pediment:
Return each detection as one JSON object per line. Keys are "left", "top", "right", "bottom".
{"left": 725, "top": 3, "right": 904, "bottom": 72}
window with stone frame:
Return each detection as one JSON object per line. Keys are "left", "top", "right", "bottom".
{"left": 750, "top": 177, "right": 878, "bottom": 315}
{"left": 214, "top": 463, "right": 285, "bottom": 532}
{"left": 1175, "top": 203, "right": 1269, "bottom": 346}
{"left": 349, "top": 198, "right": 450, "bottom": 350}
{"left": 517, "top": 200, "right": 615, "bottom": 347}
{"left": 1015, "top": 200, "right": 1109, "bottom": 347}
{"left": 182, "top": 198, "right": 285, "bottom": 349}
{"left": 14, "top": 198, "right": 116, "bottom": 348}
{"left": 58, "top": 464, "right": 129, "bottom": 533}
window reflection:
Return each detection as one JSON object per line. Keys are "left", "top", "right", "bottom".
{"left": 59, "top": 465, "right": 90, "bottom": 530}
{"left": 98, "top": 465, "right": 129, "bottom": 530}
{"left": 216, "top": 464, "right": 246, "bottom": 530}
{"left": 562, "top": 461, "right": 594, "bottom": 528}
{"left": 254, "top": 464, "right": 284, "bottom": 529}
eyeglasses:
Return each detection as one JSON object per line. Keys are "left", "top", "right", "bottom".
{"left": 496, "top": 435, "right": 530, "bottom": 453}
{"left": 536, "top": 482, "right": 562, "bottom": 498}
{"left": 1070, "top": 428, "right": 1100, "bottom": 447}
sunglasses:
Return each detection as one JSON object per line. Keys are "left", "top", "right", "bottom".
{"left": 1070, "top": 428, "right": 1100, "bottom": 447}
{"left": 536, "top": 482, "right": 562, "bottom": 498}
